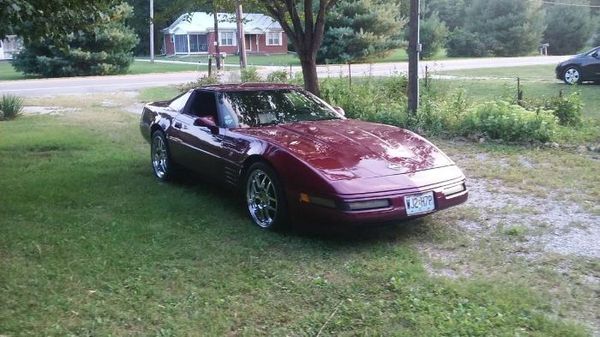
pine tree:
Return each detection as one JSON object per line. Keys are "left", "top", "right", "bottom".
{"left": 544, "top": 1, "right": 593, "bottom": 55}
{"left": 316, "top": 0, "right": 405, "bottom": 64}
{"left": 13, "top": 3, "right": 139, "bottom": 77}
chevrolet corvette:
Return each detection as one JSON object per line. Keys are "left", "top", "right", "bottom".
{"left": 140, "top": 83, "right": 468, "bottom": 229}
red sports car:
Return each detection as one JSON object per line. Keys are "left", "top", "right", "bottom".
{"left": 140, "top": 83, "right": 468, "bottom": 229}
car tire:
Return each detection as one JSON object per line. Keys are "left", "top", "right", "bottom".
{"left": 151, "top": 130, "right": 177, "bottom": 181}
{"left": 244, "top": 162, "right": 288, "bottom": 230}
{"left": 563, "top": 67, "right": 582, "bottom": 85}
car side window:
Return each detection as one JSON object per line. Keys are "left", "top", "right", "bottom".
{"left": 168, "top": 91, "right": 191, "bottom": 112}
{"left": 186, "top": 91, "right": 219, "bottom": 124}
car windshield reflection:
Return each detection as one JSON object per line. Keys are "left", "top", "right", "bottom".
{"left": 219, "top": 89, "right": 342, "bottom": 128}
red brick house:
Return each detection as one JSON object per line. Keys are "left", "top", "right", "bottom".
{"left": 162, "top": 12, "right": 288, "bottom": 56}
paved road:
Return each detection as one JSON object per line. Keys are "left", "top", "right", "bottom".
{"left": 0, "top": 56, "right": 569, "bottom": 97}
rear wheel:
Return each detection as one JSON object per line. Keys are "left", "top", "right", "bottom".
{"left": 245, "top": 162, "right": 287, "bottom": 230}
{"left": 151, "top": 130, "right": 176, "bottom": 181}
{"left": 563, "top": 67, "right": 582, "bottom": 85}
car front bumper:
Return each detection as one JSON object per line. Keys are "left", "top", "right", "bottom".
{"left": 287, "top": 177, "right": 469, "bottom": 226}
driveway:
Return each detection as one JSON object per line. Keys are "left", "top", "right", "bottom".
{"left": 1, "top": 56, "right": 569, "bottom": 96}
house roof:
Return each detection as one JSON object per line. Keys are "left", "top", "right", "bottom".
{"left": 162, "top": 12, "right": 282, "bottom": 35}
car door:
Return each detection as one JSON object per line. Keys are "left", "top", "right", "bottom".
{"left": 582, "top": 48, "right": 600, "bottom": 80}
{"left": 169, "top": 90, "right": 226, "bottom": 180}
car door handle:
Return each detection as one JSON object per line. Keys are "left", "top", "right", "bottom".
{"left": 174, "top": 122, "right": 182, "bottom": 129}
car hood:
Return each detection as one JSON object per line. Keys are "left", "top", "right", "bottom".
{"left": 235, "top": 119, "right": 454, "bottom": 180}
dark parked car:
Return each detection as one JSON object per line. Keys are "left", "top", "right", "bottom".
{"left": 556, "top": 46, "right": 600, "bottom": 84}
{"left": 140, "top": 84, "right": 468, "bottom": 229}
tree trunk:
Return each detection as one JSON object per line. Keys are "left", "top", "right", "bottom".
{"left": 299, "top": 53, "right": 320, "bottom": 96}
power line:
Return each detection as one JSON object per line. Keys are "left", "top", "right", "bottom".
{"left": 541, "top": 1, "right": 600, "bottom": 8}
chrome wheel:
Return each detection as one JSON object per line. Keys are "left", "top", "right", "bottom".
{"left": 564, "top": 68, "right": 580, "bottom": 84}
{"left": 246, "top": 168, "right": 278, "bottom": 228}
{"left": 152, "top": 134, "right": 168, "bottom": 179}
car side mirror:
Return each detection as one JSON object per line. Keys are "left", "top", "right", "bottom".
{"left": 194, "top": 116, "right": 219, "bottom": 134}
{"left": 333, "top": 106, "right": 345, "bottom": 117}
{"left": 593, "top": 52, "right": 599, "bottom": 59}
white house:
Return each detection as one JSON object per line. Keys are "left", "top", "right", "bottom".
{"left": 162, "top": 12, "right": 287, "bottom": 56}
{"left": 0, "top": 35, "right": 22, "bottom": 60}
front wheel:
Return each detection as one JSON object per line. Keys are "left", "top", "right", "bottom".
{"left": 245, "top": 162, "right": 287, "bottom": 230}
{"left": 563, "top": 67, "right": 582, "bottom": 85}
{"left": 151, "top": 130, "right": 176, "bottom": 181}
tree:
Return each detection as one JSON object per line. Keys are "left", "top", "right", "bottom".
{"left": 0, "top": 0, "right": 113, "bottom": 43}
{"left": 13, "top": 3, "right": 138, "bottom": 77}
{"left": 424, "top": 0, "right": 468, "bottom": 31}
{"left": 458, "top": 0, "right": 545, "bottom": 57}
{"left": 544, "top": 1, "right": 594, "bottom": 55}
{"left": 259, "top": 0, "right": 339, "bottom": 96}
{"left": 317, "top": 0, "right": 404, "bottom": 64}
{"left": 419, "top": 12, "right": 448, "bottom": 59}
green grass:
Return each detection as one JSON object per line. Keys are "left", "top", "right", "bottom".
{"left": 0, "top": 61, "right": 29, "bottom": 81}
{"left": 0, "top": 93, "right": 592, "bottom": 336}
{"left": 145, "top": 54, "right": 301, "bottom": 67}
{"left": 127, "top": 61, "right": 203, "bottom": 74}
{"left": 432, "top": 64, "right": 600, "bottom": 121}
{"left": 0, "top": 61, "right": 203, "bottom": 81}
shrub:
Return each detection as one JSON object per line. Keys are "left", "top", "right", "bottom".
{"left": 446, "top": 29, "right": 488, "bottom": 57}
{"left": 419, "top": 12, "right": 448, "bottom": 59}
{"left": 0, "top": 94, "right": 24, "bottom": 121}
{"left": 462, "top": 101, "right": 558, "bottom": 142}
{"left": 545, "top": 92, "right": 583, "bottom": 126}
{"left": 320, "top": 76, "right": 408, "bottom": 126}
{"left": 12, "top": 3, "right": 138, "bottom": 77}
{"left": 240, "top": 67, "right": 262, "bottom": 82}
{"left": 410, "top": 89, "right": 471, "bottom": 135}
{"left": 177, "top": 74, "right": 219, "bottom": 92}
{"left": 266, "top": 70, "right": 289, "bottom": 83}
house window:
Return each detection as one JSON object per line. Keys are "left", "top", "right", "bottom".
{"left": 189, "top": 34, "right": 208, "bottom": 52}
{"left": 174, "top": 35, "right": 188, "bottom": 53}
{"left": 266, "top": 32, "right": 281, "bottom": 46}
{"left": 220, "top": 32, "right": 235, "bottom": 46}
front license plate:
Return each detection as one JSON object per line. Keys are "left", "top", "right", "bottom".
{"left": 404, "top": 191, "right": 435, "bottom": 216}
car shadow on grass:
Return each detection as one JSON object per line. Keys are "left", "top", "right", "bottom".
{"left": 159, "top": 167, "right": 431, "bottom": 246}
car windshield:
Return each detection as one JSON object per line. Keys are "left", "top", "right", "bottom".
{"left": 219, "top": 89, "right": 342, "bottom": 128}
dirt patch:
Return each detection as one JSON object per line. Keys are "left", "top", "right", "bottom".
{"left": 22, "top": 106, "right": 79, "bottom": 116}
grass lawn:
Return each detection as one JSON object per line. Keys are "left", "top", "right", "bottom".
{"left": 0, "top": 91, "right": 596, "bottom": 336}
{"left": 145, "top": 54, "right": 301, "bottom": 67}
{"left": 433, "top": 64, "right": 600, "bottom": 120}
{"left": 0, "top": 61, "right": 203, "bottom": 81}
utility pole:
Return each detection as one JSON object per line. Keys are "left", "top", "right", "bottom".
{"left": 236, "top": 0, "right": 247, "bottom": 68}
{"left": 149, "top": 0, "right": 154, "bottom": 63}
{"left": 407, "top": 0, "right": 420, "bottom": 114}
{"left": 213, "top": 5, "right": 222, "bottom": 70}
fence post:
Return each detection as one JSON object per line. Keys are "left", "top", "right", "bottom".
{"left": 208, "top": 57, "right": 212, "bottom": 77}
{"left": 348, "top": 63, "right": 352, "bottom": 88}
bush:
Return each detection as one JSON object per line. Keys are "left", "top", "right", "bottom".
{"left": 178, "top": 74, "right": 219, "bottom": 92}
{"left": 240, "top": 67, "right": 262, "bottom": 82}
{"left": 419, "top": 12, "right": 448, "bottom": 59}
{"left": 266, "top": 70, "right": 289, "bottom": 83}
{"left": 462, "top": 101, "right": 558, "bottom": 142}
{"left": 410, "top": 89, "right": 471, "bottom": 135}
{"left": 545, "top": 92, "right": 583, "bottom": 126}
{"left": 12, "top": 3, "right": 138, "bottom": 77}
{"left": 0, "top": 94, "right": 24, "bottom": 121}
{"left": 320, "top": 75, "right": 408, "bottom": 126}
{"left": 446, "top": 29, "right": 488, "bottom": 57}
{"left": 520, "top": 91, "right": 583, "bottom": 126}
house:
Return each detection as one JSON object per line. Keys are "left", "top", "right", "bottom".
{"left": 0, "top": 35, "right": 23, "bottom": 60}
{"left": 162, "top": 12, "right": 287, "bottom": 56}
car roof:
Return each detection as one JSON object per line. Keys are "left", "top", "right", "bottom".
{"left": 194, "top": 83, "right": 301, "bottom": 92}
